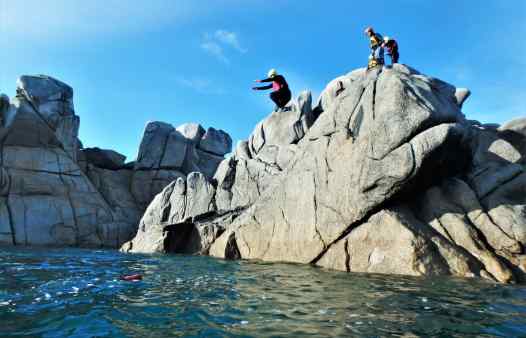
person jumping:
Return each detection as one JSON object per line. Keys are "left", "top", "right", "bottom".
{"left": 382, "top": 36, "right": 399, "bottom": 65}
{"left": 252, "top": 69, "right": 292, "bottom": 111}
{"left": 364, "top": 27, "right": 384, "bottom": 69}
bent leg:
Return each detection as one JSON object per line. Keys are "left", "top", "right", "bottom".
{"left": 393, "top": 51, "right": 399, "bottom": 64}
{"left": 279, "top": 89, "right": 292, "bottom": 108}
{"left": 271, "top": 90, "right": 291, "bottom": 109}
{"left": 270, "top": 91, "right": 280, "bottom": 108}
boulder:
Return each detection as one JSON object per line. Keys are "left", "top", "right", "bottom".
{"left": 135, "top": 122, "right": 175, "bottom": 170}
{"left": 134, "top": 121, "right": 230, "bottom": 180}
{"left": 81, "top": 147, "right": 126, "bottom": 169}
{"left": 455, "top": 88, "right": 471, "bottom": 108}
{"left": 176, "top": 123, "right": 205, "bottom": 143}
{"left": 17, "top": 75, "right": 73, "bottom": 105}
{"left": 122, "top": 172, "right": 220, "bottom": 254}
{"left": 198, "top": 127, "right": 232, "bottom": 156}
{"left": 160, "top": 130, "right": 187, "bottom": 169}
{"left": 498, "top": 117, "right": 526, "bottom": 159}
{"left": 316, "top": 206, "right": 485, "bottom": 279}
{"left": 15, "top": 75, "right": 79, "bottom": 162}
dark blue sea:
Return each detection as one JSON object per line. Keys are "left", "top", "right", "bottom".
{"left": 1, "top": 247, "right": 526, "bottom": 337}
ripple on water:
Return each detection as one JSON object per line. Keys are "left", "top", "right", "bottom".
{"left": 0, "top": 246, "right": 526, "bottom": 337}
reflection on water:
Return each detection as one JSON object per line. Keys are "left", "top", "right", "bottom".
{"left": 1, "top": 246, "right": 526, "bottom": 337}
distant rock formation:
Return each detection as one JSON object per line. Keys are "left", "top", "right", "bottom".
{"left": 0, "top": 75, "right": 231, "bottom": 248}
{"left": 123, "top": 64, "right": 526, "bottom": 284}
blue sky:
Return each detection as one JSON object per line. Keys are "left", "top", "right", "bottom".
{"left": 1, "top": 0, "right": 525, "bottom": 161}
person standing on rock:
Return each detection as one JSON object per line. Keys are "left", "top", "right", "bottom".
{"left": 252, "top": 69, "right": 292, "bottom": 111}
{"left": 382, "top": 36, "right": 399, "bottom": 65}
{"left": 364, "top": 27, "right": 384, "bottom": 69}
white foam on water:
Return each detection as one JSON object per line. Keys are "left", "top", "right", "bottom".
{"left": 44, "top": 293, "right": 51, "bottom": 300}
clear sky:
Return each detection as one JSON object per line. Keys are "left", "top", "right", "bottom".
{"left": 1, "top": 0, "right": 525, "bottom": 161}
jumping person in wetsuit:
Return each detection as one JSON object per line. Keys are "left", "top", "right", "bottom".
{"left": 252, "top": 69, "right": 292, "bottom": 111}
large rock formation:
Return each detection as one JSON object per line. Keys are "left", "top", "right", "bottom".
{"left": 0, "top": 75, "right": 125, "bottom": 247}
{"left": 124, "top": 64, "right": 526, "bottom": 284}
{"left": 122, "top": 89, "right": 318, "bottom": 253}
{"left": 0, "top": 75, "right": 231, "bottom": 248}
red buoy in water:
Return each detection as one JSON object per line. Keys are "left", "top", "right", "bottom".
{"left": 120, "top": 274, "right": 143, "bottom": 281}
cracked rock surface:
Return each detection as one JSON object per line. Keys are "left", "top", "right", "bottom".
{"left": 125, "top": 64, "right": 526, "bottom": 283}
{"left": 0, "top": 75, "right": 231, "bottom": 248}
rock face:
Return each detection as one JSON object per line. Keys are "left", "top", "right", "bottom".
{"left": 0, "top": 75, "right": 231, "bottom": 248}
{"left": 0, "top": 75, "right": 124, "bottom": 247}
{"left": 122, "top": 89, "right": 320, "bottom": 254}
{"left": 79, "top": 148, "right": 126, "bottom": 170}
{"left": 126, "top": 64, "right": 526, "bottom": 284}
{"left": 131, "top": 121, "right": 230, "bottom": 210}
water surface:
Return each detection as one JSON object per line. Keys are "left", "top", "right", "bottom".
{"left": 1, "top": 247, "right": 526, "bottom": 337}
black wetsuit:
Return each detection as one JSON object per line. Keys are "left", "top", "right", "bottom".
{"left": 254, "top": 75, "right": 292, "bottom": 109}
{"left": 385, "top": 39, "right": 399, "bottom": 64}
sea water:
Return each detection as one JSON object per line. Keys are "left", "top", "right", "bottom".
{"left": 1, "top": 246, "right": 526, "bottom": 337}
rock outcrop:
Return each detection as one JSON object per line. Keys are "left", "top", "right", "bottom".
{"left": 0, "top": 75, "right": 125, "bottom": 247}
{"left": 0, "top": 75, "right": 231, "bottom": 248}
{"left": 3, "top": 66, "right": 524, "bottom": 284}
{"left": 125, "top": 64, "right": 526, "bottom": 284}
{"left": 122, "top": 89, "right": 319, "bottom": 254}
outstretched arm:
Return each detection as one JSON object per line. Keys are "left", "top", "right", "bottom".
{"left": 258, "top": 77, "right": 274, "bottom": 83}
{"left": 252, "top": 84, "right": 273, "bottom": 90}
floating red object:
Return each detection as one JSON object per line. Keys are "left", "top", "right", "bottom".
{"left": 120, "top": 274, "right": 143, "bottom": 281}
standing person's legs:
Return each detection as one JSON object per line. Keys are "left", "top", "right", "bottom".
{"left": 386, "top": 53, "right": 393, "bottom": 65}
{"left": 375, "top": 47, "right": 385, "bottom": 66}
{"left": 393, "top": 51, "right": 399, "bottom": 64}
